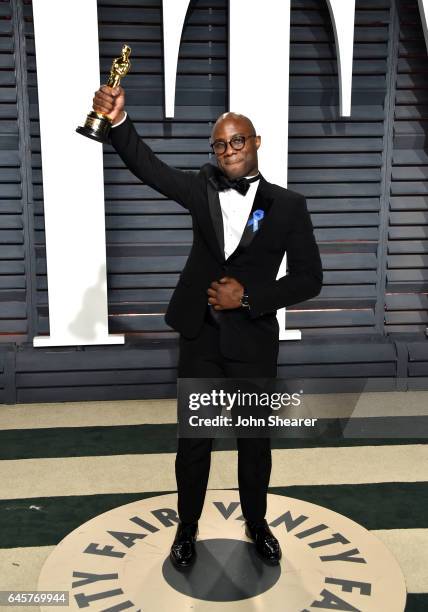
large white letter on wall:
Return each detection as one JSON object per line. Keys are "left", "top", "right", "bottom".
{"left": 326, "top": 0, "right": 356, "bottom": 117}
{"left": 229, "top": 0, "right": 300, "bottom": 339}
{"left": 418, "top": 0, "right": 428, "bottom": 52}
{"left": 230, "top": 0, "right": 356, "bottom": 339}
{"left": 162, "top": 0, "right": 191, "bottom": 118}
{"left": 229, "top": 0, "right": 290, "bottom": 188}
{"left": 32, "top": 0, "right": 124, "bottom": 347}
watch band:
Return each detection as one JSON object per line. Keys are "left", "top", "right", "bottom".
{"left": 240, "top": 291, "right": 250, "bottom": 308}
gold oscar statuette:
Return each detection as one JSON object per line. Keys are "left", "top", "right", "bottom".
{"left": 76, "top": 44, "right": 131, "bottom": 143}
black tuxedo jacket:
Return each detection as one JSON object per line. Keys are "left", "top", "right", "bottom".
{"left": 111, "top": 117, "right": 323, "bottom": 362}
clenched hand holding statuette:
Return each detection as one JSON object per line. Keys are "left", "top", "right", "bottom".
{"left": 76, "top": 44, "right": 131, "bottom": 143}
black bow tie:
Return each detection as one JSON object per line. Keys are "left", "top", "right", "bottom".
{"left": 212, "top": 172, "right": 260, "bottom": 196}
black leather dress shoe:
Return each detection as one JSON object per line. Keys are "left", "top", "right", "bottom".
{"left": 245, "top": 520, "right": 282, "bottom": 565}
{"left": 170, "top": 522, "right": 198, "bottom": 569}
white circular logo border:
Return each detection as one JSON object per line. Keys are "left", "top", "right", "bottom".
{"left": 38, "top": 491, "right": 407, "bottom": 611}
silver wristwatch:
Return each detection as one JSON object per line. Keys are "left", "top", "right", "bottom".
{"left": 240, "top": 292, "right": 250, "bottom": 308}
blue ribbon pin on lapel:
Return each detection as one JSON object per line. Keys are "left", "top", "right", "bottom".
{"left": 248, "top": 209, "right": 264, "bottom": 232}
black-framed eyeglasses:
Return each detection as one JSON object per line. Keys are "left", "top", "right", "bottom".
{"left": 210, "top": 134, "right": 256, "bottom": 156}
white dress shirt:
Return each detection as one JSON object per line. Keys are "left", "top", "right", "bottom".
{"left": 219, "top": 178, "right": 260, "bottom": 259}
{"left": 111, "top": 111, "right": 128, "bottom": 128}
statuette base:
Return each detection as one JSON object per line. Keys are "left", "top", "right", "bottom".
{"left": 76, "top": 111, "right": 112, "bottom": 144}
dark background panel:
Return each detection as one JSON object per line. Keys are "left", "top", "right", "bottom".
{"left": 386, "top": 0, "right": 428, "bottom": 333}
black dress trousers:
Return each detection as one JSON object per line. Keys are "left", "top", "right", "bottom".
{"left": 175, "top": 309, "right": 277, "bottom": 524}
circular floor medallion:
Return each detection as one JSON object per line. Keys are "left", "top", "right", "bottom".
{"left": 38, "top": 491, "right": 407, "bottom": 611}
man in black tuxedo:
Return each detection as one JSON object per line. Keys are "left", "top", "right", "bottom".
{"left": 93, "top": 85, "right": 323, "bottom": 569}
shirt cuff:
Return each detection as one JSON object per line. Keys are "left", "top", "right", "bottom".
{"left": 111, "top": 111, "right": 127, "bottom": 128}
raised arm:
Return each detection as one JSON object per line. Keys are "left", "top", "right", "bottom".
{"left": 93, "top": 86, "right": 197, "bottom": 209}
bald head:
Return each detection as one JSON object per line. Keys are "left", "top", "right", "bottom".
{"left": 211, "top": 112, "right": 261, "bottom": 179}
{"left": 211, "top": 112, "right": 256, "bottom": 141}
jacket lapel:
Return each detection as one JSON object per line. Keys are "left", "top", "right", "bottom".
{"left": 206, "top": 176, "right": 225, "bottom": 261}
{"left": 227, "top": 177, "right": 274, "bottom": 261}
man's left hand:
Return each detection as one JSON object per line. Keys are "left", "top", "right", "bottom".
{"left": 207, "top": 277, "right": 244, "bottom": 310}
